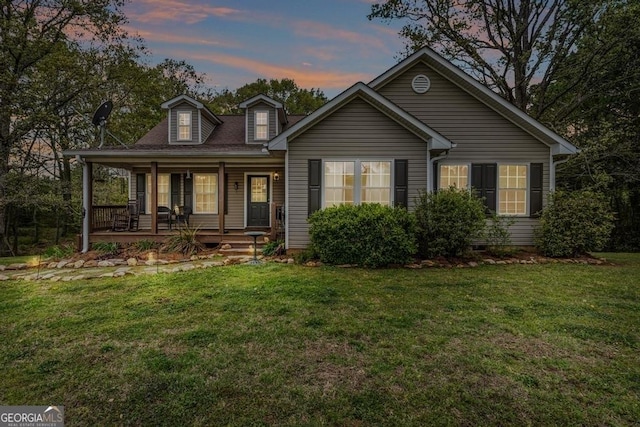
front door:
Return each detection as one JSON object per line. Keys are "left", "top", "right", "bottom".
{"left": 247, "top": 176, "right": 269, "bottom": 227}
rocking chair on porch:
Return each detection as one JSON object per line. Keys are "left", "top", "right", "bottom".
{"left": 112, "top": 199, "right": 141, "bottom": 231}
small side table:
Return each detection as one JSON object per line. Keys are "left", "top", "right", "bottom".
{"left": 244, "top": 231, "right": 266, "bottom": 264}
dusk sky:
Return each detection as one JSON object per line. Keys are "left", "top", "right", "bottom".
{"left": 123, "top": 0, "right": 406, "bottom": 98}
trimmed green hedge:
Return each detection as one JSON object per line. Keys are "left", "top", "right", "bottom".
{"left": 414, "top": 188, "right": 486, "bottom": 258}
{"left": 535, "top": 190, "right": 614, "bottom": 257}
{"left": 308, "top": 204, "right": 417, "bottom": 267}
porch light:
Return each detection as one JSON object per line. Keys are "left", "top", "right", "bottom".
{"left": 273, "top": 171, "right": 280, "bottom": 181}
{"left": 186, "top": 169, "right": 191, "bottom": 179}
{"left": 234, "top": 181, "right": 239, "bottom": 191}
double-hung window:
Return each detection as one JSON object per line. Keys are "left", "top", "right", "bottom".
{"left": 361, "top": 161, "right": 391, "bottom": 205}
{"left": 325, "top": 161, "right": 354, "bottom": 206}
{"left": 255, "top": 111, "right": 268, "bottom": 140}
{"left": 324, "top": 160, "right": 391, "bottom": 207}
{"left": 440, "top": 163, "right": 529, "bottom": 215}
{"left": 194, "top": 173, "right": 218, "bottom": 214}
{"left": 146, "top": 174, "right": 170, "bottom": 213}
{"left": 498, "top": 165, "right": 527, "bottom": 215}
{"left": 177, "top": 111, "right": 192, "bottom": 141}
{"left": 439, "top": 164, "right": 469, "bottom": 189}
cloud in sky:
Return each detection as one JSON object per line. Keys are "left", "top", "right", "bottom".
{"left": 127, "top": 0, "right": 240, "bottom": 24}
{"left": 124, "top": 26, "right": 239, "bottom": 49}
{"left": 290, "top": 20, "right": 388, "bottom": 51}
{"left": 171, "top": 49, "right": 371, "bottom": 90}
{"left": 122, "top": 1, "right": 405, "bottom": 96}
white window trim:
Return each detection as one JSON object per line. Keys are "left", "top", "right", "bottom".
{"left": 438, "top": 162, "right": 471, "bottom": 189}
{"left": 497, "top": 162, "right": 529, "bottom": 217}
{"left": 254, "top": 110, "right": 269, "bottom": 141}
{"left": 193, "top": 173, "right": 218, "bottom": 214}
{"left": 177, "top": 110, "right": 192, "bottom": 141}
{"left": 321, "top": 158, "right": 394, "bottom": 208}
{"left": 145, "top": 173, "right": 170, "bottom": 214}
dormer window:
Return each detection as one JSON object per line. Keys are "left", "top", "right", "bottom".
{"left": 255, "top": 111, "right": 268, "bottom": 140}
{"left": 177, "top": 111, "right": 192, "bottom": 141}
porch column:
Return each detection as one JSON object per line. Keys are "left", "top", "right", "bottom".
{"left": 218, "top": 162, "right": 225, "bottom": 233}
{"left": 81, "top": 159, "right": 92, "bottom": 253}
{"left": 151, "top": 161, "right": 158, "bottom": 233}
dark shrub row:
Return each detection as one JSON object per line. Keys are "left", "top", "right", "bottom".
{"left": 307, "top": 188, "right": 614, "bottom": 266}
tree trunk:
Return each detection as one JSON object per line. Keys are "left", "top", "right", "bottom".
{"left": 32, "top": 206, "right": 39, "bottom": 244}
{"left": 0, "top": 116, "right": 12, "bottom": 256}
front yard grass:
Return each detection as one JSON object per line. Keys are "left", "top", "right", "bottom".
{"left": 1, "top": 253, "right": 638, "bottom": 425}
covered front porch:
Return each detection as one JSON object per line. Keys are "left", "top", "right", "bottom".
{"left": 77, "top": 153, "right": 286, "bottom": 252}
{"left": 88, "top": 205, "right": 284, "bottom": 246}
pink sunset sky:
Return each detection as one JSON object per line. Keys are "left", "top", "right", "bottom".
{"left": 123, "top": 0, "right": 405, "bottom": 98}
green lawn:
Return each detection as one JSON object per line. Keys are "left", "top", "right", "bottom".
{"left": 1, "top": 254, "right": 639, "bottom": 426}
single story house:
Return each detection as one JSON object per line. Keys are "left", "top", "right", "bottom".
{"left": 65, "top": 47, "right": 577, "bottom": 252}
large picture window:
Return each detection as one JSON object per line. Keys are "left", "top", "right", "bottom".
{"left": 439, "top": 164, "right": 469, "bottom": 189}
{"left": 177, "top": 111, "right": 192, "bottom": 141}
{"left": 324, "top": 160, "right": 391, "bottom": 207}
{"left": 499, "top": 165, "right": 527, "bottom": 215}
{"left": 194, "top": 173, "right": 218, "bottom": 214}
{"left": 255, "top": 111, "right": 268, "bottom": 140}
{"left": 146, "top": 174, "right": 170, "bottom": 213}
{"left": 361, "top": 161, "right": 391, "bottom": 205}
{"left": 324, "top": 161, "right": 354, "bottom": 207}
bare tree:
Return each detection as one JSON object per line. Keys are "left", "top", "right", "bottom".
{"left": 368, "top": 0, "right": 613, "bottom": 118}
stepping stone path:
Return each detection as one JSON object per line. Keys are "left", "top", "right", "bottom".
{"left": 0, "top": 253, "right": 606, "bottom": 282}
{"left": 0, "top": 254, "right": 296, "bottom": 282}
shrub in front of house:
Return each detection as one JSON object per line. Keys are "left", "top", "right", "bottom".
{"left": 308, "top": 203, "right": 417, "bottom": 267}
{"left": 414, "top": 187, "right": 486, "bottom": 258}
{"left": 535, "top": 190, "right": 614, "bottom": 257}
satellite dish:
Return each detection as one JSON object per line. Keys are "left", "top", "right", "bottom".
{"left": 92, "top": 100, "right": 113, "bottom": 126}
{"left": 90, "top": 100, "right": 126, "bottom": 149}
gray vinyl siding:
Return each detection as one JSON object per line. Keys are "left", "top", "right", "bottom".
{"left": 247, "top": 102, "right": 276, "bottom": 143}
{"left": 377, "top": 63, "right": 550, "bottom": 245}
{"left": 287, "top": 97, "right": 428, "bottom": 248}
{"left": 225, "top": 169, "right": 245, "bottom": 229}
{"left": 201, "top": 115, "right": 216, "bottom": 142}
{"left": 169, "top": 102, "right": 200, "bottom": 144}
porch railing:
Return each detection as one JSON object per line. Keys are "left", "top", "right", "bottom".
{"left": 92, "top": 205, "right": 126, "bottom": 231}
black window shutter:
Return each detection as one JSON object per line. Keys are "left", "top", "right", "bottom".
{"left": 170, "top": 173, "right": 181, "bottom": 209}
{"left": 136, "top": 173, "right": 146, "bottom": 214}
{"left": 433, "top": 161, "right": 439, "bottom": 192}
{"left": 484, "top": 163, "right": 497, "bottom": 213}
{"left": 184, "top": 175, "right": 193, "bottom": 209}
{"left": 530, "top": 163, "right": 543, "bottom": 217}
{"left": 394, "top": 159, "right": 408, "bottom": 208}
{"left": 471, "top": 163, "right": 497, "bottom": 213}
{"left": 308, "top": 159, "right": 322, "bottom": 216}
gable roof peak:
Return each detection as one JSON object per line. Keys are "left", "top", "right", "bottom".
{"left": 269, "top": 81, "right": 452, "bottom": 151}
{"left": 369, "top": 46, "right": 577, "bottom": 155}
{"left": 161, "top": 94, "right": 203, "bottom": 109}
{"left": 238, "top": 93, "right": 283, "bottom": 109}
{"left": 160, "top": 94, "right": 223, "bottom": 125}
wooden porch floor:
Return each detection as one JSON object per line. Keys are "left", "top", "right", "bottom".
{"left": 89, "top": 228, "right": 273, "bottom": 246}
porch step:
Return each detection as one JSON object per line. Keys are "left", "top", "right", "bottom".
{"left": 218, "top": 236, "right": 269, "bottom": 255}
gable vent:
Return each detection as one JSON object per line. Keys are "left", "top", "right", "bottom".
{"left": 412, "top": 74, "right": 431, "bottom": 94}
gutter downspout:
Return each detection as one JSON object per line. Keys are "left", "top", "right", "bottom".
{"left": 428, "top": 150, "right": 451, "bottom": 193}
{"left": 550, "top": 156, "right": 570, "bottom": 192}
{"left": 76, "top": 155, "right": 90, "bottom": 253}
